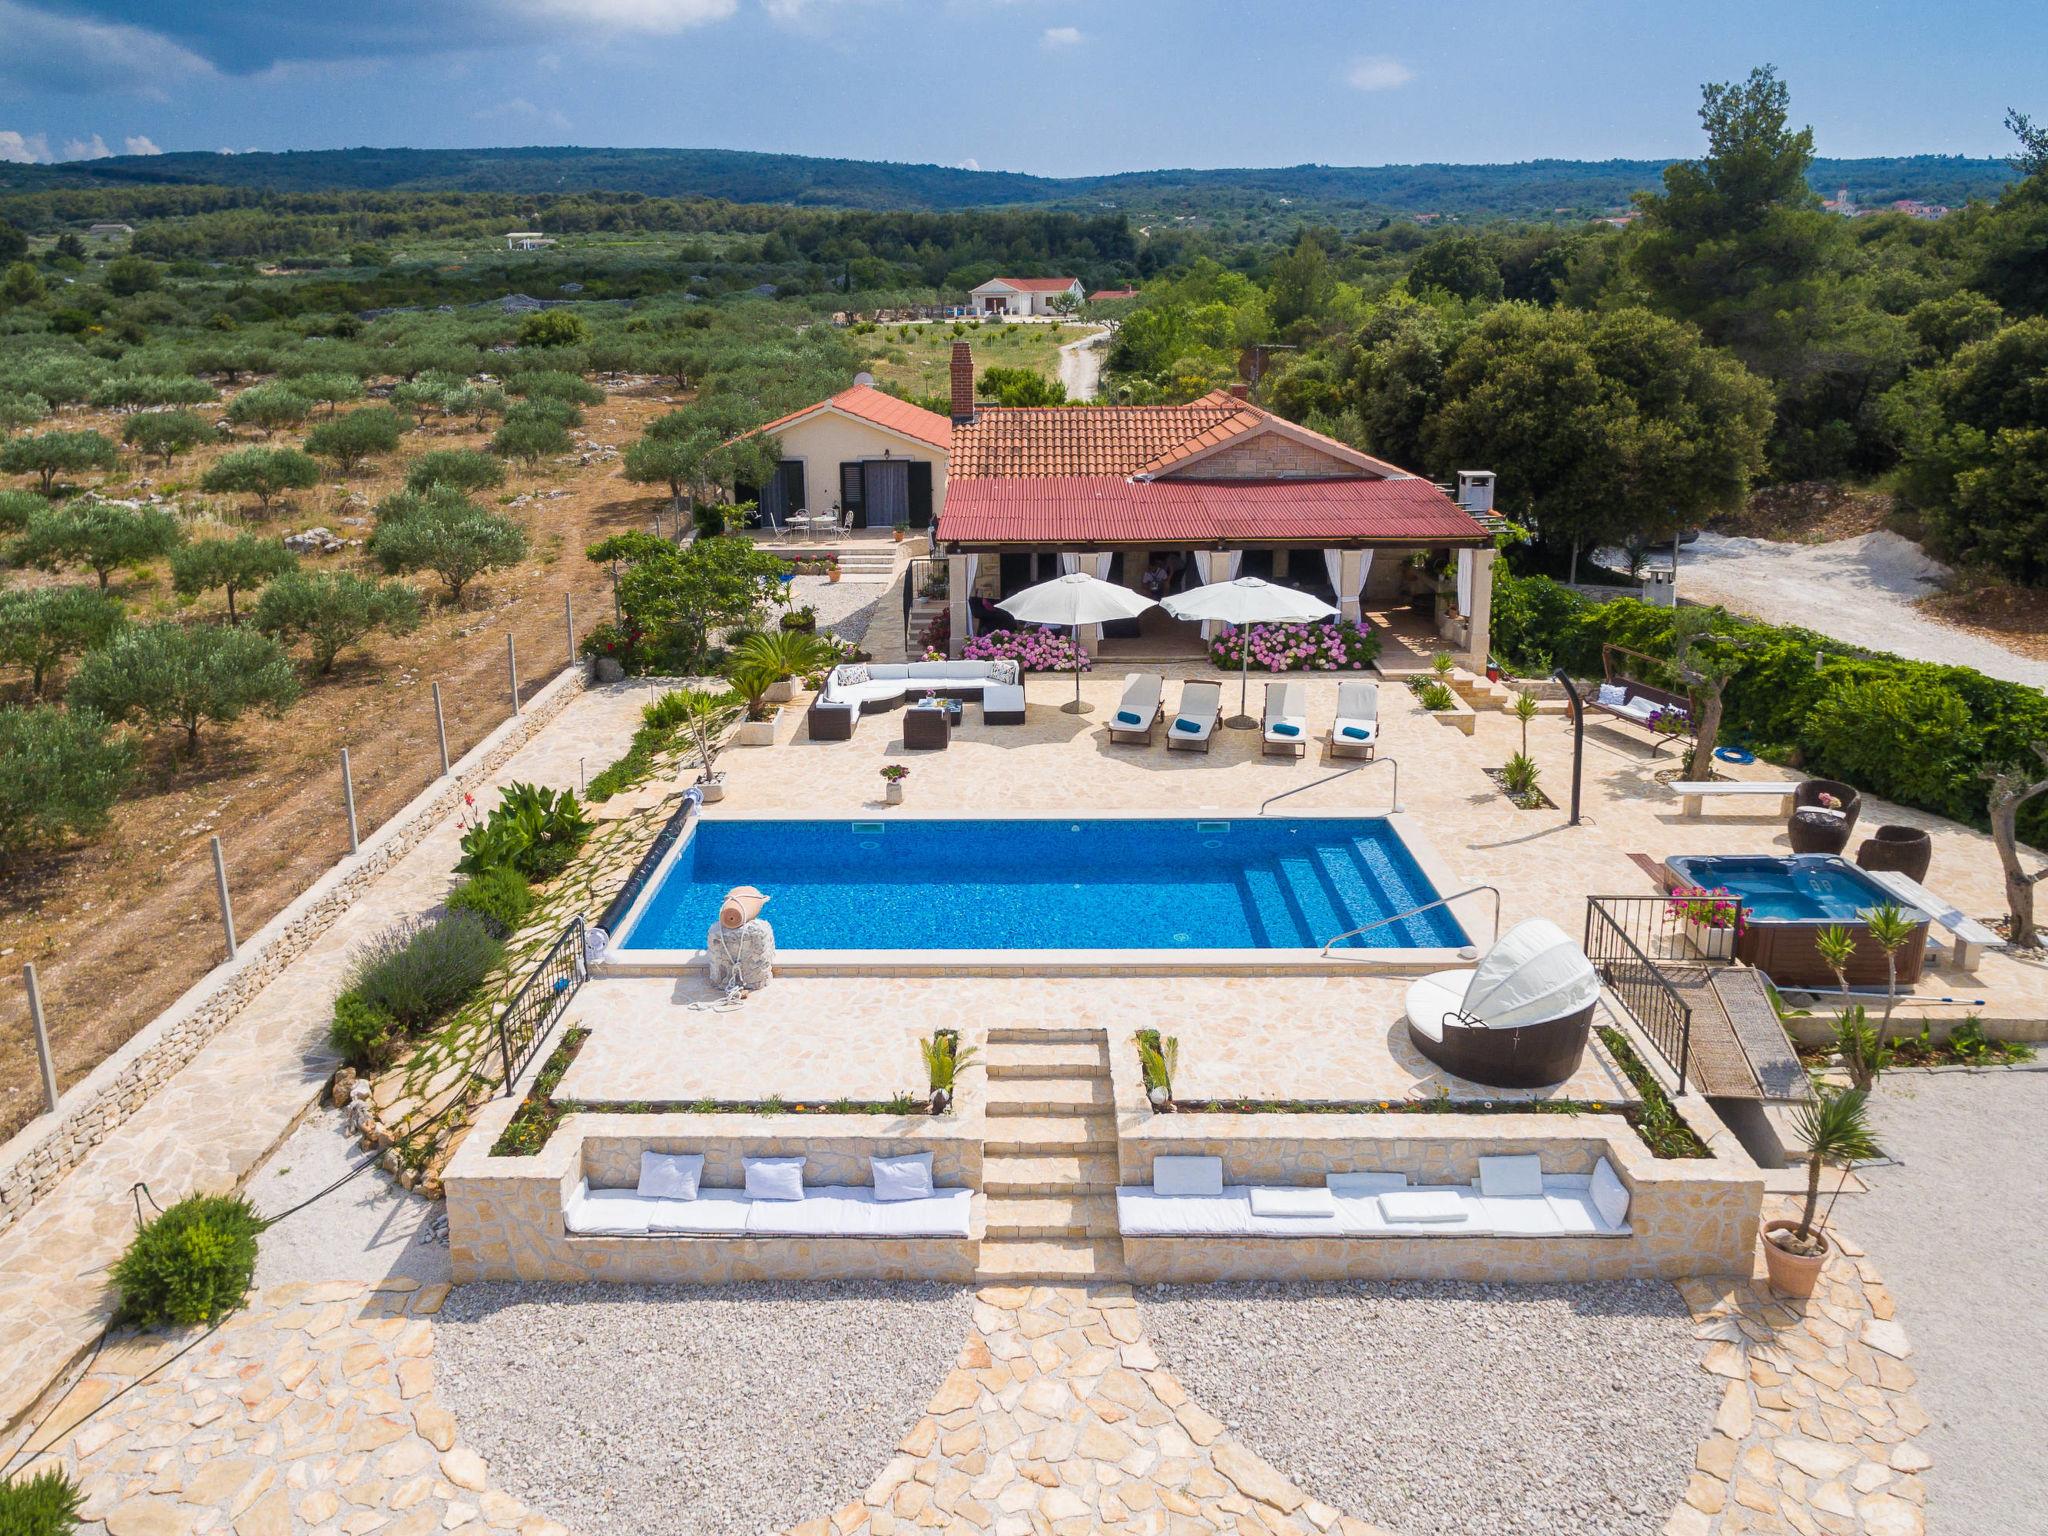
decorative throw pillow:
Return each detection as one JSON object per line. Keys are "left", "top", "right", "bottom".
{"left": 871, "top": 1152, "right": 934, "bottom": 1203}
{"left": 1590, "top": 1157, "right": 1631, "bottom": 1228}
{"left": 1152, "top": 1155, "right": 1223, "bottom": 1197}
{"left": 1341, "top": 725, "right": 1372, "bottom": 740}
{"left": 1115, "top": 709, "right": 1144, "bottom": 727}
{"left": 1476, "top": 1154, "right": 1545, "bottom": 1198}
{"left": 992, "top": 659, "right": 1020, "bottom": 685}
{"left": 637, "top": 1151, "right": 703, "bottom": 1201}
{"left": 839, "top": 663, "right": 871, "bottom": 687}
{"left": 1326, "top": 1170, "right": 1408, "bottom": 1196}
{"left": 1172, "top": 717, "right": 1201, "bottom": 734}
{"left": 743, "top": 1156, "right": 806, "bottom": 1201}
{"left": 1596, "top": 681, "right": 1627, "bottom": 707}
{"left": 1272, "top": 721, "right": 1301, "bottom": 737}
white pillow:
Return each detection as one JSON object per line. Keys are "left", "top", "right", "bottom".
{"left": 1248, "top": 1186, "right": 1336, "bottom": 1218}
{"left": 1590, "top": 1157, "right": 1631, "bottom": 1229}
{"left": 1152, "top": 1155, "right": 1223, "bottom": 1197}
{"left": 1596, "top": 681, "right": 1627, "bottom": 707}
{"left": 743, "top": 1156, "right": 806, "bottom": 1201}
{"left": 637, "top": 1151, "right": 703, "bottom": 1201}
{"left": 1326, "top": 1171, "right": 1408, "bottom": 1196}
{"left": 1477, "top": 1155, "right": 1545, "bottom": 1199}
{"left": 871, "top": 1152, "right": 935, "bottom": 1203}
{"left": 1378, "top": 1189, "right": 1467, "bottom": 1223}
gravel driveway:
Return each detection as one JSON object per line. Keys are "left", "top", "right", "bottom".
{"left": 435, "top": 1280, "right": 971, "bottom": 1536}
{"left": 1676, "top": 531, "right": 2048, "bottom": 688}
{"left": 1141, "top": 1279, "right": 1715, "bottom": 1536}
{"left": 1852, "top": 1068, "right": 2048, "bottom": 1534}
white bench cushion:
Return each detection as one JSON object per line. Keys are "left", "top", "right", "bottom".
{"left": 1118, "top": 1190, "right": 1257, "bottom": 1237}
{"left": 1477, "top": 1155, "right": 1544, "bottom": 1199}
{"left": 983, "top": 684, "right": 1025, "bottom": 711}
{"left": 745, "top": 1186, "right": 972, "bottom": 1238}
{"left": 638, "top": 1151, "right": 703, "bottom": 1200}
{"left": 1248, "top": 1186, "right": 1336, "bottom": 1219}
{"left": 649, "top": 1190, "right": 754, "bottom": 1234}
{"left": 1153, "top": 1155, "right": 1224, "bottom": 1197}
{"left": 1378, "top": 1189, "right": 1471, "bottom": 1224}
{"left": 1477, "top": 1194, "right": 1566, "bottom": 1236}
{"left": 566, "top": 1185, "right": 657, "bottom": 1236}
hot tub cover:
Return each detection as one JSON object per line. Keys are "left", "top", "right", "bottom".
{"left": 1461, "top": 919, "right": 1602, "bottom": 1028}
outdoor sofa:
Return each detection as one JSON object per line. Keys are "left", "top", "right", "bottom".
{"left": 565, "top": 1150, "right": 975, "bottom": 1239}
{"left": 807, "top": 659, "right": 1024, "bottom": 739}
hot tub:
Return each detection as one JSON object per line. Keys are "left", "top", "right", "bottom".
{"left": 1662, "top": 854, "right": 1931, "bottom": 988}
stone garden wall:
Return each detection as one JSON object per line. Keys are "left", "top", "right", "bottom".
{"left": 0, "top": 666, "right": 589, "bottom": 1236}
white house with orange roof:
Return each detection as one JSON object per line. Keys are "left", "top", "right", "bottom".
{"left": 967, "top": 275, "right": 1085, "bottom": 316}
{"left": 739, "top": 382, "right": 951, "bottom": 533}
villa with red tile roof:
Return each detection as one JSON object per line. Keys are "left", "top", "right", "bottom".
{"left": 742, "top": 342, "right": 1499, "bottom": 663}
{"left": 968, "top": 275, "right": 1085, "bottom": 316}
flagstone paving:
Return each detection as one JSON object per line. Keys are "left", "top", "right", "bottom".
{"left": 5, "top": 1204, "right": 1927, "bottom": 1536}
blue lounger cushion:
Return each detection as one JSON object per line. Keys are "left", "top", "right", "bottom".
{"left": 1115, "top": 709, "right": 1144, "bottom": 727}
{"left": 1341, "top": 725, "right": 1372, "bottom": 740}
{"left": 1173, "top": 718, "right": 1201, "bottom": 734}
{"left": 1271, "top": 721, "right": 1300, "bottom": 737}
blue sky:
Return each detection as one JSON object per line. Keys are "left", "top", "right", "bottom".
{"left": 1, "top": 0, "right": 2040, "bottom": 173}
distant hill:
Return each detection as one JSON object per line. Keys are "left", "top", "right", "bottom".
{"left": 0, "top": 145, "right": 2015, "bottom": 220}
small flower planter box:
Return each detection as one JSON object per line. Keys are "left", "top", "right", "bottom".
{"left": 1683, "top": 918, "right": 1737, "bottom": 961}
{"left": 733, "top": 707, "right": 782, "bottom": 747}
{"left": 764, "top": 677, "right": 797, "bottom": 704}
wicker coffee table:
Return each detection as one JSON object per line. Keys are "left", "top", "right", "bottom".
{"left": 904, "top": 701, "right": 960, "bottom": 749}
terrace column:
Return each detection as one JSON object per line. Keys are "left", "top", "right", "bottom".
{"left": 947, "top": 553, "right": 973, "bottom": 658}
{"left": 1463, "top": 546, "right": 1496, "bottom": 670}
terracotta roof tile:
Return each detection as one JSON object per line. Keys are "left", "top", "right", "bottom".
{"left": 748, "top": 385, "right": 951, "bottom": 450}
{"left": 950, "top": 402, "right": 1253, "bottom": 478}
{"left": 978, "top": 276, "right": 1082, "bottom": 293}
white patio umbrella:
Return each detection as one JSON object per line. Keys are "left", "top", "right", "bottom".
{"left": 1162, "top": 576, "right": 1337, "bottom": 727}
{"left": 998, "top": 572, "right": 1156, "bottom": 713}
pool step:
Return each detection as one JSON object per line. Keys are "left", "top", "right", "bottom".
{"left": 986, "top": 1194, "right": 1119, "bottom": 1239}
{"left": 983, "top": 1116, "right": 1117, "bottom": 1155}
{"left": 983, "top": 1153, "right": 1120, "bottom": 1197}
{"left": 983, "top": 1040, "right": 1111, "bottom": 1080}
{"left": 985, "top": 1024, "right": 1106, "bottom": 1047}
{"left": 976, "top": 1237, "right": 1128, "bottom": 1284}
{"left": 984, "top": 1078, "right": 1114, "bottom": 1117}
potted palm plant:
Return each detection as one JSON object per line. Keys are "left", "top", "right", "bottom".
{"left": 672, "top": 687, "right": 741, "bottom": 802}
{"left": 734, "top": 629, "right": 835, "bottom": 705}
{"left": 1137, "top": 1030, "right": 1179, "bottom": 1109}
{"left": 1762, "top": 1086, "right": 1882, "bottom": 1297}
{"left": 921, "top": 1029, "right": 978, "bottom": 1114}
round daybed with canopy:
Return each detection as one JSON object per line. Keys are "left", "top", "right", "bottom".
{"left": 1403, "top": 919, "right": 1603, "bottom": 1089}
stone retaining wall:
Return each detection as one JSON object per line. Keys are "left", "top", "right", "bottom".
{"left": 0, "top": 665, "right": 589, "bottom": 1235}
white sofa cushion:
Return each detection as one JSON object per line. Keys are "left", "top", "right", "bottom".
{"left": 984, "top": 684, "right": 1025, "bottom": 712}
{"left": 565, "top": 1184, "right": 656, "bottom": 1236}
{"left": 869, "top": 664, "right": 909, "bottom": 680}
{"left": 1326, "top": 1171, "right": 1408, "bottom": 1196}
{"left": 648, "top": 1190, "right": 753, "bottom": 1234}
{"left": 1590, "top": 1157, "right": 1631, "bottom": 1229}
{"left": 867, "top": 1187, "right": 973, "bottom": 1237}
{"left": 746, "top": 1185, "right": 973, "bottom": 1238}
{"left": 637, "top": 1151, "right": 703, "bottom": 1201}
{"left": 744, "top": 1156, "right": 805, "bottom": 1201}
{"left": 1152, "top": 1155, "right": 1224, "bottom": 1197}
{"left": 871, "top": 1152, "right": 934, "bottom": 1203}
{"left": 1378, "top": 1189, "right": 1470, "bottom": 1224}
{"left": 1248, "top": 1186, "right": 1336, "bottom": 1219}
{"left": 1477, "top": 1195, "right": 1565, "bottom": 1236}
{"left": 1477, "top": 1155, "right": 1545, "bottom": 1199}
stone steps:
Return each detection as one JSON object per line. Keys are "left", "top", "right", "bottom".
{"left": 985, "top": 1194, "right": 1119, "bottom": 1239}
{"left": 982, "top": 1153, "right": 1120, "bottom": 1197}
{"left": 983, "top": 1116, "right": 1117, "bottom": 1155}
{"left": 986, "top": 1024, "right": 1104, "bottom": 1046}
{"left": 984, "top": 1040, "right": 1111, "bottom": 1080}
{"left": 976, "top": 1236, "right": 1128, "bottom": 1283}
{"left": 984, "top": 1078, "right": 1114, "bottom": 1116}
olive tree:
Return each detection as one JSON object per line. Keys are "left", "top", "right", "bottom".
{"left": 1989, "top": 746, "right": 2048, "bottom": 949}
{"left": 405, "top": 449, "right": 505, "bottom": 494}
{"left": 0, "top": 585, "right": 125, "bottom": 695}
{"left": 170, "top": 534, "right": 297, "bottom": 622}
{"left": 223, "top": 383, "right": 312, "bottom": 435}
{"left": 490, "top": 416, "right": 572, "bottom": 466}
{"left": 200, "top": 447, "right": 321, "bottom": 514}
{"left": 0, "top": 429, "right": 120, "bottom": 494}
{"left": 71, "top": 621, "right": 299, "bottom": 752}
{"left": 121, "top": 409, "right": 219, "bottom": 469}
{"left": 253, "top": 569, "right": 422, "bottom": 673}
{"left": 304, "top": 407, "right": 406, "bottom": 473}
{"left": 13, "top": 501, "right": 185, "bottom": 589}
{"left": 0, "top": 705, "right": 136, "bottom": 863}
{"left": 368, "top": 489, "right": 528, "bottom": 603}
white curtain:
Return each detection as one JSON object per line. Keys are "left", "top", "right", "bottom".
{"left": 1194, "top": 550, "right": 1244, "bottom": 638}
{"left": 956, "top": 553, "right": 977, "bottom": 637}
{"left": 1058, "top": 551, "right": 1080, "bottom": 576}
{"left": 1456, "top": 549, "right": 1475, "bottom": 617}
{"left": 1325, "top": 549, "right": 1372, "bottom": 624}
{"left": 1091, "top": 552, "right": 1114, "bottom": 581}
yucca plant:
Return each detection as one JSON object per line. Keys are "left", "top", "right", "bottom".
{"left": 1781, "top": 1086, "right": 1882, "bottom": 1254}
{"left": 1512, "top": 688, "right": 1538, "bottom": 754}
{"left": 920, "top": 1030, "right": 979, "bottom": 1112}
{"left": 1502, "top": 752, "right": 1541, "bottom": 800}
{"left": 1138, "top": 1033, "right": 1180, "bottom": 1104}
{"left": 1831, "top": 1004, "right": 1893, "bottom": 1092}
{"left": 733, "top": 628, "right": 835, "bottom": 687}
{"left": 1430, "top": 651, "right": 1456, "bottom": 679}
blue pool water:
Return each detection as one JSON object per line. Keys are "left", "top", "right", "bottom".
{"left": 616, "top": 817, "right": 1468, "bottom": 951}
{"left": 1663, "top": 854, "right": 1915, "bottom": 923}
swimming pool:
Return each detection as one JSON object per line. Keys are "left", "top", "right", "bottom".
{"left": 612, "top": 816, "right": 1469, "bottom": 955}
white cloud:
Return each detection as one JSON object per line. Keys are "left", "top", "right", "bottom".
{"left": 0, "top": 2, "right": 215, "bottom": 97}
{"left": 123, "top": 135, "right": 162, "bottom": 156}
{"left": 1040, "top": 24, "right": 1080, "bottom": 46}
{"left": 0, "top": 130, "right": 52, "bottom": 164}
{"left": 507, "top": 0, "right": 737, "bottom": 27}
{"left": 959, "top": 157, "right": 981, "bottom": 171}
{"left": 1344, "top": 55, "right": 1413, "bottom": 92}
{"left": 60, "top": 133, "right": 113, "bottom": 161}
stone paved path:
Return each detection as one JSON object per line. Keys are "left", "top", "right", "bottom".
{"left": 6, "top": 1222, "right": 1929, "bottom": 1536}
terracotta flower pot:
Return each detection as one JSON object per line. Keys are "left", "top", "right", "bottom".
{"left": 1761, "top": 1218, "right": 1830, "bottom": 1298}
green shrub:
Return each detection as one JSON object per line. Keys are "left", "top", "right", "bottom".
{"left": 447, "top": 865, "right": 534, "bottom": 937}
{"left": 345, "top": 913, "right": 503, "bottom": 1031}
{"left": 109, "top": 1194, "right": 263, "bottom": 1328}
{"left": 457, "top": 782, "right": 592, "bottom": 881}
{"left": 328, "top": 991, "right": 398, "bottom": 1071}
{"left": 1798, "top": 675, "right": 1982, "bottom": 817}
{"left": 0, "top": 1467, "right": 83, "bottom": 1536}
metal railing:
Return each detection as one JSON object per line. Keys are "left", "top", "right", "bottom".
{"left": 494, "top": 915, "right": 588, "bottom": 1093}
{"left": 1584, "top": 895, "right": 1696, "bottom": 1093}
{"left": 1322, "top": 883, "right": 1500, "bottom": 956}
{"left": 1260, "top": 756, "right": 1400, "bottom": 816}
{"left": 903, "top": 556, "right": 940, "bottom": 650}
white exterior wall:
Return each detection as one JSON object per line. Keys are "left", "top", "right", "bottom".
{"left": 763, "top": 412, "right": 948, "bottom": 523}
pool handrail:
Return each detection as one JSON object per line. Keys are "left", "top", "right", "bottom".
{"left": 1320, "top": 883, "right": 1499, "bottom": 956}
{"left": 1259, "top": 756, "right": 1400, "bottom": 817}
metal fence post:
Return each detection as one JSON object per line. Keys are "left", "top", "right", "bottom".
{"left": 432, "top": 681, "right": 450, "bottom": 777}
{"left": 211, "top": 835, "right": 237, "bottom": 959}
{"left": 563, "top": 592, "right": 575, "bottom": 664}
{"left": 507, "top": 633, "right": 521, "bottom": 716}
{"left": 24, "top": 963, "right": 57, "bottom": 1114}
{"left": 340, "top": 747, "right": 360, "bottom": 855}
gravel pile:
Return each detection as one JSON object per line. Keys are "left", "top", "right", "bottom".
{"left": 1142, "top": 1279, "right": 1715, "bottom": 1536}
{"left": 436, "top": 1280, "right": 971, "bottom": 1536}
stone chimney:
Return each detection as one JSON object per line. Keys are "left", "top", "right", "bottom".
{"left": 1227, "top": 383, "right": 1251, "bottom": 401}
{"left": 950, "top": 341, "right": 976, "bottom": 424}
{"left": 1455, "top": 470, "right": 1496, "bottom": 515}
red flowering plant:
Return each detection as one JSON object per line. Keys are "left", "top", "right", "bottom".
{"left": 1667, "top": 886, "right": 1743, "bottom": 931}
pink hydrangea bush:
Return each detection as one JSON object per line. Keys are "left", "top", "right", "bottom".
{"left": 964, "top": 627, "right": 1092, "bottom": 673}
{"left": 1209, "top": 620, "right": 1382, "bottom": 672}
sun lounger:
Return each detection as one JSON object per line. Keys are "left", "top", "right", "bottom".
{"left": 1165, "top": 680, "right": 1223, "bottom": 753}
{"left": 1330, "top": 680, "right": 1379, "bottom": 759}
{"left": 1262, "top": 681, "right": 1308, "bottom": 758}
{"left": 1108, "top": 672, "right": 1165, "bottom": 744}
